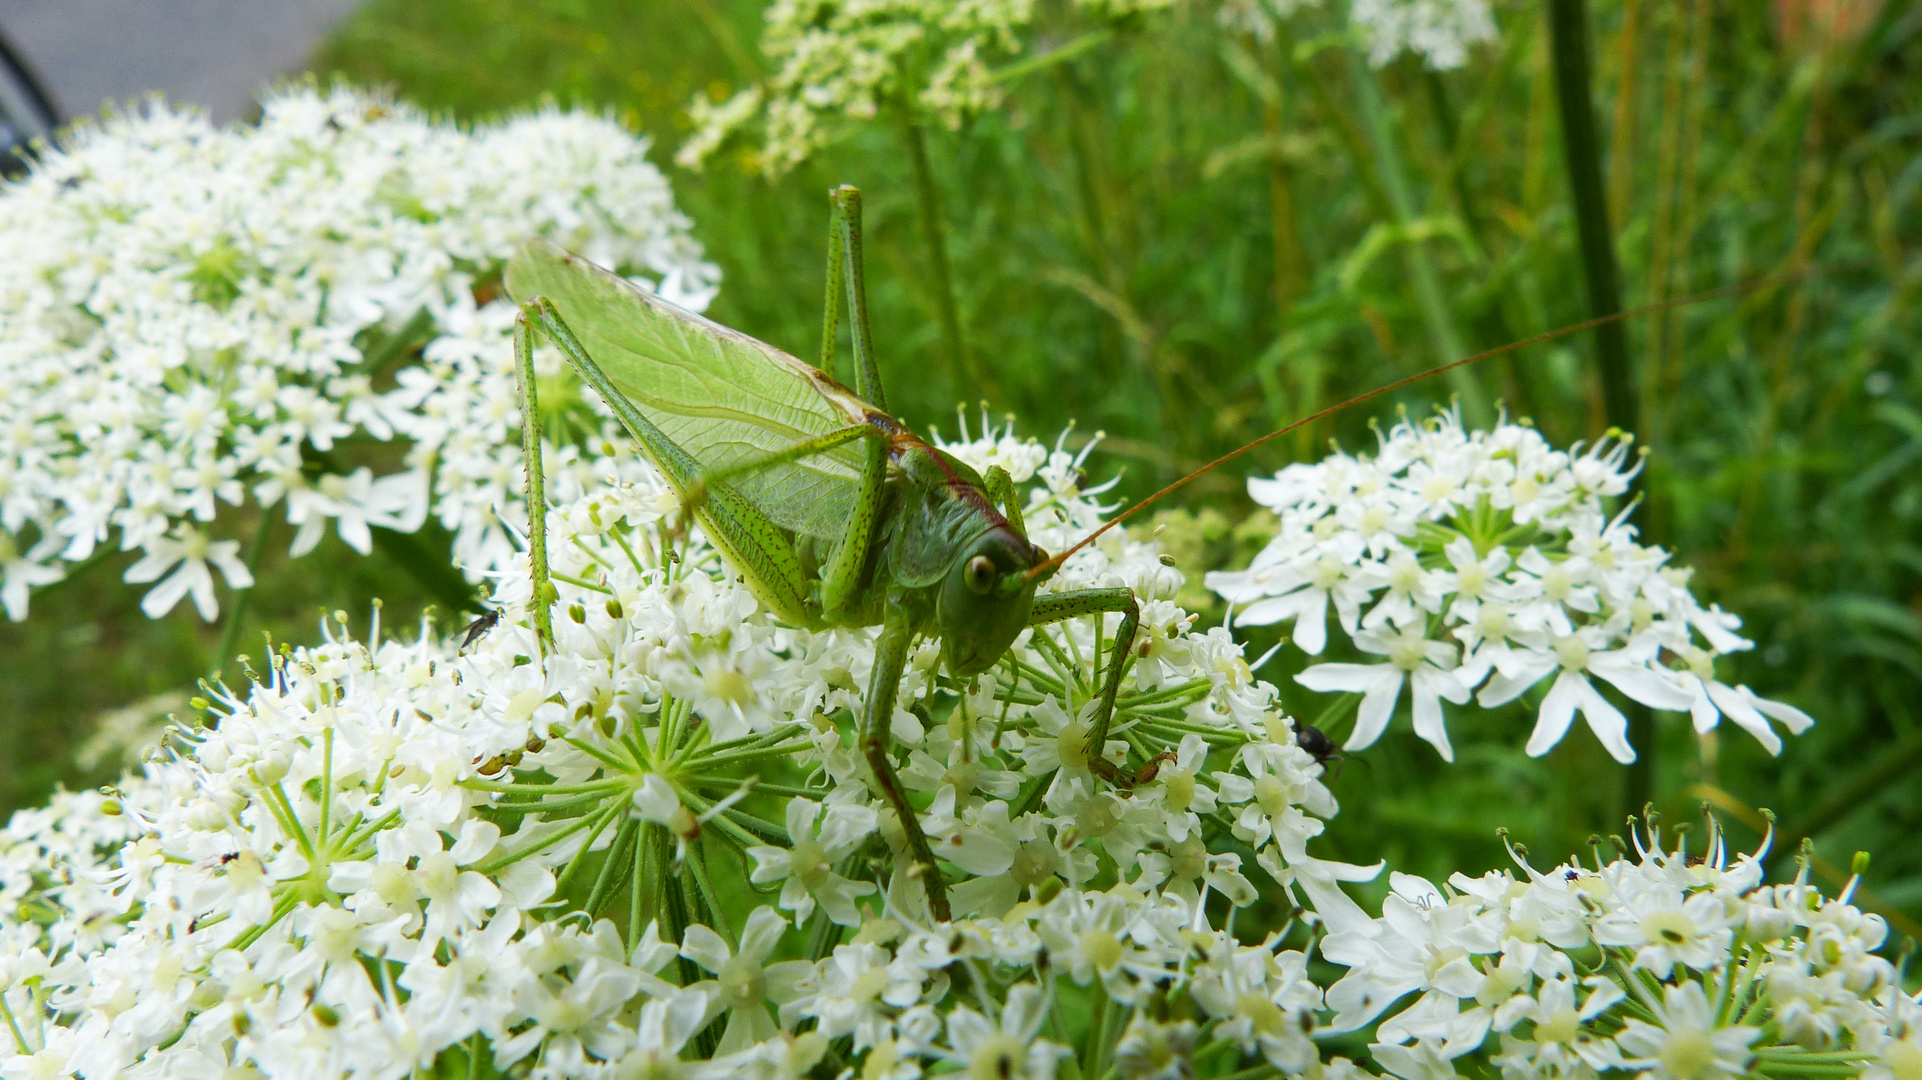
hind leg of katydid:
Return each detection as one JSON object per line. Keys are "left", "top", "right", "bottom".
{"left": 863, "top": 609, "right": 951, "bottom": 922}
{"left": 828, "top": 185, "right": 886, "bottom": 410}
{"left": 513, "top": 308, "right": 556, "bottom": 655}
{"left": 1028, "top": 588, "right": 1139, "bottom": 784}
{"left": 662, "top": 421, "right": 887, "bottom": 623}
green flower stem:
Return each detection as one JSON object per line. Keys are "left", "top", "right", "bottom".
{"left": 337, "top": 810, "right": 402, "bottom": 859}
{"left": 231, "top": 891, "right": 300, "bottom": 953}
{"left": 684, "top": 778, "right": 814, "bottom": 797}
{"left": 0, "top": 993, "right": 30, "bottom": 1055}
{"left": 549, "top": 570, "right": 612, "bottom": 594}
{"left": 487, "top": 791, "right": 614, "bottom": 815}
{"left": 549, "top": 799, "right": 627, "bottom": 894}
{"left": 318, "top": 728, "right": 334, "bottom": 844}
{"left": 560, "top": 734, "right": 629, "bottom": 772}
{"left": 629, "top": 818, "right": 650, "bottom": 949}
{"left": 1136, "top": 720, "right": 1247, "bottom": 747}
{"left": 686, "top": 842, "right": 733, "bottom": 943}
{"left": 210, "top": 517, "right": 274, "bottom": 679}
{"left": 1082, "top": 977, "right": 1112, "bottom": 1074}
{"left": 902, "top": 120, "right": 977, "bottom": 401}
{"left": 691, "top": 740, "right": 811, "bottom": 771}
{"left": 583, "top": 814, "right": 640, "bottom": 915}
{"left": 462, "top": 779, "right": 625, "bottom": 796}
{"left": 990, "top": 29, "right": 1114, "bottom": 85}
{"left": 804, "top": 905, "right": 842, "bottom": 962}
{"left": 1340, "top": 41, "right": 1490, "bottom": 427}
{"left": 1118, "top": 679, "right": 1214, "bottom": 709}
{"left": 265, "top": 782, "right": 318, "bottom": 864}
{"left": 1546, "top": 0, "right": 1635, "bottom": 433}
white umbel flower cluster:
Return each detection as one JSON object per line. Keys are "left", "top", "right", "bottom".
{"left": 1207, "top": 413, "right": 1815, "bottom": 764}
{"left": 1216, "top": 0, "right": 1496, "bottom": 69}
{"left": 678, "top": 0, "right": 1171, "bottom": 175}
{"left": 0, "top": 423, "right": 1379, "bottom": 1080}
{"left": 1322, "top": 822, "right": 1916, "bottom": 1080}
{"left": 0, "top": 84, "right": 717, "bottom": 622}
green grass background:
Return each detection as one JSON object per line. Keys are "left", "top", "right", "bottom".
{"left": 4, "top": 0, "right": 1919, "bottom": 932}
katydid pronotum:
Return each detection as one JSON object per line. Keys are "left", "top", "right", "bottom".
{"left": 504, "top": 184, "right": 1825, "bottom": 924}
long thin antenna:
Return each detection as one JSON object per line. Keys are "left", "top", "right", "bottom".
{"left": 1028, "top": 260, "right": 1857, "bottom": 580}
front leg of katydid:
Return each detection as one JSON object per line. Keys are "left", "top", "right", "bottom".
{"left": 513, "top": 305, "right": 556, "bottom": 656}
{"left": 1028, "top": 587, "right": 1140, "bottom": 782}
{"left": 862, "top": 607, "right": 951, "bottom": 923}
{"left": 982, "top": 465, "right": 1027, "bottom": 535}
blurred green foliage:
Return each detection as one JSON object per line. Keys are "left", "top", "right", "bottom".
{"left": 2, "top": 0, "right": 1917, "bottom": 934}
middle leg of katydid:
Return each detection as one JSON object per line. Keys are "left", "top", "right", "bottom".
{"left": 1028, "top": 588, "right": 1140, "bottom": 783}
{"left": 863, "top": 608, "right": 951, "bottom": 922}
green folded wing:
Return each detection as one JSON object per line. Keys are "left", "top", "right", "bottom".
{"left": 505, "top": 240, "right": 870, "bottom": 540}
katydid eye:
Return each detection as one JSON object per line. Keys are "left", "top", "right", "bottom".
{"left": 965, "top": 555, "right": 995, "bottom": 593}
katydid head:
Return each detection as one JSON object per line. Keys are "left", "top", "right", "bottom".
{"left": 937, "top": 525, "right": 1044, "bottom": 676}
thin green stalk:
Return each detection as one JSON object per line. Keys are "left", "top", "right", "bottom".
{"left": 1656, "top": 0, "right": 1710, "bottom": 412}
{"left": 584, "top": 813, "right": 640, "bottom": 915}
{"left": 1547, "top": 0, "right": 1635, "bottom": 435}
{"left": 1604, "top": 0, "right": 1643, "bottom": 228}
{"left": 630, "top": 819, "right": 654, "bottom": 950}
{"left": 902, "top": 121, "right": 977, "bottom": 400}
{"left": 1546, "top": 0, "right": 1648, "bottom": 810}
{"left": 686, "top": 842, "right": 733, "bottom": 944}
{"left": 0, "top": 993, "right": 29, "bottom": 1055}
{"left": 991, "top": 29, "right": 1114, "bottom": 84}
{"left": 1341, "top": 42, "right": 1491, "bottom": 426}
{"left": 210, "top": 517, "right": 274, "bottom": 678}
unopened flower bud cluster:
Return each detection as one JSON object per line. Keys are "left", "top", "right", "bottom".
{"left": 0, "top": 85, "right": 717, "bottom": 623}
{"left": 1207, "top": 412, "right": 1814, "bottom": 764}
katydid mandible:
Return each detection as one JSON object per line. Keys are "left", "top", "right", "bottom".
{"left": 504, "top": 184, "right": 1837, "bottom": 925}
{"left": 506, "top": 186, "right": 1137, "bottom": 924}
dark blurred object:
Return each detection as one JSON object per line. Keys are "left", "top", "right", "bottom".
{"left": 0, "top": 20, "right": 57, "bottom": 175}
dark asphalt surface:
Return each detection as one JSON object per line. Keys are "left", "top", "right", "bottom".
{"left": 0, "top": 0, "right": 361, "bottom": 125}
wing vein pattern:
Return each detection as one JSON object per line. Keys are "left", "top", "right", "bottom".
{"left": 506, "top": 240, "right": 870, "bottom": 539}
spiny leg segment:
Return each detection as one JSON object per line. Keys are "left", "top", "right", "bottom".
{"left": 513, "top": 307, "right": 556, "bottom": 656}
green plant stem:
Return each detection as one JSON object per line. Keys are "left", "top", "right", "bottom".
{"left": 1547, "top": 0, "right": 1646, "bottom": 808}
{"left": 210, "top": 518, "right": 274, "bottom": 678}
{"left": 1341, "top": 43, "right": 1490, "bottom": 427}
{"left": 902, "top": 121, "right": 978, "bottom": 401}
{"left": 1547, "top": 0, "right": 1635, "bottom": 435}
{"left": 1265, "top": 30, "right": 1309, "bottom": 307}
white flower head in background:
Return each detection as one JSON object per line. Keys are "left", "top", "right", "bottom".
{"left": 678, "top": 0, "right": 1174, "bottom": 175}
{"left": 0, "top": 83, "right": 717, "bottom": 622}
{"left": 1208, "top": 411, "right": 1815, "bottom": 763}
{"left": 1216, "top": 0, "right": 1496, "bottom": 69}
{"left": 1350, "top": 0, "right": 1497, "bottom": 69}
